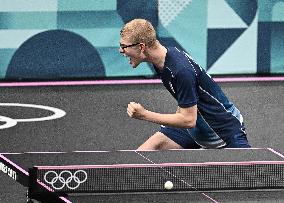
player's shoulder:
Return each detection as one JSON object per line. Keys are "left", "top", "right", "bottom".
{"left": 165, "top": 47, "right": 188, "bottom": 69}
{"left": 165, "top": 47, "right": 202, "bottom": 78}
{"left": 166, "top": 47, "right": 184, "bottom": 58}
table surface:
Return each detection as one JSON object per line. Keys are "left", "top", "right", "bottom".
{"left": 1, "top": 148, "right": 284, "bottom": 202}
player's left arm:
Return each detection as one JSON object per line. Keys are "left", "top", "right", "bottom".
{"left": 127, "top": 65, "right": 198, "bottom": 128}
{"left": 127, "top": 102, "right": 197, "bottom": 128}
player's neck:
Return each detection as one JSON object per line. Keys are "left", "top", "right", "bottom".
{"left": 146, "top": 43, "right": 167, "bottom": 70}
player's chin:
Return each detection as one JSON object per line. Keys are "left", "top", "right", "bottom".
{"left": 131, "top": 62, "right": 140, "bottom": 69}
{"left": 129, "top": 57, "right": 142, "bottom": 68}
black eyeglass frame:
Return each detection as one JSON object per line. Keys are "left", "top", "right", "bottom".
{"left": 120, "top": 42, "right": 140, "bottom": 50}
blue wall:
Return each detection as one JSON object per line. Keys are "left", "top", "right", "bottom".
{"left": 0, "top": 0, "right": 283, "bottom": 80}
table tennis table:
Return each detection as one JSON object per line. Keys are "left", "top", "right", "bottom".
{"left": 1, "top": 148, "right": 284, "bottom": 203}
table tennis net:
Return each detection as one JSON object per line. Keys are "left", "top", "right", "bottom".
{"left": 29, "top": 162, "right": 284, "bottom": 194}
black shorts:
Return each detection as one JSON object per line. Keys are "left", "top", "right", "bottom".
{"left": 159, "top": 125, "right": 251, "bottom": 149}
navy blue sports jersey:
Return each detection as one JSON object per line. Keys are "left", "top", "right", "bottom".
{"left": 154, "top": 47, "right": 246, "bottom": 148}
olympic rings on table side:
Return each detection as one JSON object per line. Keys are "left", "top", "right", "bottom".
{"left": 44, "top": 170, "right": 87, "bottom": 190}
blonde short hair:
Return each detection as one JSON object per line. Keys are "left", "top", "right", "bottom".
{"left": 120, "top": 19, "right": 157, "bottom": 48}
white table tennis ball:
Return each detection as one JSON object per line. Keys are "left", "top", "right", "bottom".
{"left": 164, "top": 181, "right": 173, "bottom": 190}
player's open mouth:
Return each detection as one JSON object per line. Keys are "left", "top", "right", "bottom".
{"left": 125, "top": 56, "right": 138, "bottom": 68}
{"left": 127, "top": 56, "right": 134, "bottom": 65}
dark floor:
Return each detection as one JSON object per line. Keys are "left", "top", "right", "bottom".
{"left": 0, "top": 80, "right": 283, "bottom": 202}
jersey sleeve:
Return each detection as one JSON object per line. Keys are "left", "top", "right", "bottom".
{"left": 175, "top": 68, "right": 198, "bottom": 108}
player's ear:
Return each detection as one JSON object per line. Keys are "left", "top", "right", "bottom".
{"left": 139, "top": 43, "right": 146, "bottom": 52}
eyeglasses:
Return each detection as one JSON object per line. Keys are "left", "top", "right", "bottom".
{"left": 120, "top": 42, "right": 140, "bottom": 50}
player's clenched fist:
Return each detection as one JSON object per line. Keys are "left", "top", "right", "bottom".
{"left": 127, "top": 102, "right": 147, "bottom": 119}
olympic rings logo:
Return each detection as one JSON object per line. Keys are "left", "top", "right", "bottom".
{"left": 44, "top": 170, "right": 87, "bottom": 190}
{"left": 0, "top": 103, "right": 66, "bottom": 129}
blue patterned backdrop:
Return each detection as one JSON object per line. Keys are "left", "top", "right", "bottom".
{"left": 0, "top": 0, "right": 283, "bottom": 80}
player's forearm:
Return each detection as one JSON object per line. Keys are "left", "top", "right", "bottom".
{"left": 142, "top": 110, "right": 196, "bottom": 128}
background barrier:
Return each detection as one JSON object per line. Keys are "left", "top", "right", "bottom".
{"left": 0, "top": 0, "right": 283, "bottom": 80}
